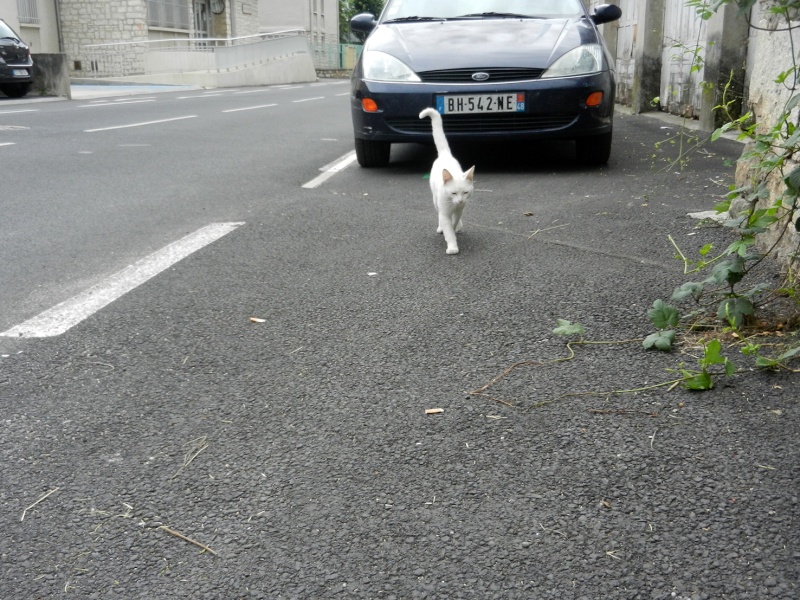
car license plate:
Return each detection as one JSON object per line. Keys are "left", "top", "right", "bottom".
{"left": 12, "top": 69, "right": 28, "bottom": 77}
{"left": 436, "top": 93, "right": 525, "bottom": 115}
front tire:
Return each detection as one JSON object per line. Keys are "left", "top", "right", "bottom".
{"left": 0, "top": 82, "right": 32, "bottom": 98}
{"left": 355, "top": 138, "right": 391, "bottom": 168}
{"left": 575, "top": 132, "right": 612, "bottom": 166}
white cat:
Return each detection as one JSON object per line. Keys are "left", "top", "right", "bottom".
{"left": 419, "top": 108, "right": 476, "bottom": 255}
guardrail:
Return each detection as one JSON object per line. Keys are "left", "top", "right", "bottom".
{"left": 83, "top": 30, "right": 309, "bottom": 79}
{"left": 310, "top": 43, "right": 362, "bottom": 70}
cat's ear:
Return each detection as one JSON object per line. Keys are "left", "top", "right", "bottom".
{"left": 442, "top": 169, "right": 454, "bottom": 183}
{"left": 465, "top": 166, "right": 476, "bottom": 182}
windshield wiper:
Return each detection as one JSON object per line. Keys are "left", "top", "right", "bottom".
{"left": 456, "top": 12, "right": 534, "bottom": 19}
{"left": 383, "top": 16, "right": 446, "bottom": 23}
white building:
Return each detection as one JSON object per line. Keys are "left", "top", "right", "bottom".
{"left": 258, "top": 0, "right": 339, "bottom": 45}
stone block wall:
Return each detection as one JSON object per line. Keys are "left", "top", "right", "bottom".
{"left": 60, "top": 0, "right": 149, "bottom": 76}
{"left": 232, "top": 1, "right": 260, "bottom": 37}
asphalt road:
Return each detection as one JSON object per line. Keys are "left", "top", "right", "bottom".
{"left": 0, "top": 83, "right": 797, "bottom": 599}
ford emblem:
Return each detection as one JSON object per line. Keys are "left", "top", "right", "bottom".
{"left": 472, "top": 72, "right": 490, "bottom": 82}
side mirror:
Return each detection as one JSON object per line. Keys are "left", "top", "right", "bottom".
{"left": 592, "top": 4, "right": 623, "bottom": 25}
{"left": 350, "top": 13, "right": 377, "bottom": 34}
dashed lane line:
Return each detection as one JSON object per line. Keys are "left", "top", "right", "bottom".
{"left": 84, "top": 115, "right": 197, "bottom": 132}
{"left": 302, "top": 151, "right": 357, "bottom": 188}
{"left": 79, "top": 99, "right": 157, "bottom": 108}
{"left": 222, "top": 103, "right": 278, "bottom": 113}
{"left": 0, "top": 222, "right": 245, "bottom": 338}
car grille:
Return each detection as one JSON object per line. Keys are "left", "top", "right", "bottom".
{"left": 387, "top": 114, "right": 576, "bottom": 134}
{"left": 417, "top": 68, "right": 545, "bottom": 83}
{"left": 0, "top": 46, "right": 28, "bottom": 63}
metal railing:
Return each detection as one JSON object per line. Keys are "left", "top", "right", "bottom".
{"left": 310, "top": 43, "right": 362, "bottom": 70}
{"left": 82, "top": 30, "right": 309, "bottom": 78}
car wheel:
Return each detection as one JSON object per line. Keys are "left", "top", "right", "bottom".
{"left": 575, "top": 132, "right": 612, "bottom": 166}
{"left": 355, "top": 138, "right": 391, "bottom": 168}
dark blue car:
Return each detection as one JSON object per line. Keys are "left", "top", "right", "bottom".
{"left": 349, "top": 0, "right": 622, "bottom": 167}
{"left": 0, "top": 19, "right": 33, "bottom": 99}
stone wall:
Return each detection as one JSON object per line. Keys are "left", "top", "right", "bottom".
{"left": 31, "top": 53, "right": 72, "bottom": 98}
{"left": 232, "top": 1, "right": 260, "bottom": 37}
{"left": 60, "top": 0, "right": 149, "bottom": 77}
{"left": 738, "top": 6, "right": 800, "bottom": 267}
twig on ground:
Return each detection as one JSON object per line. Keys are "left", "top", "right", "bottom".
{"left": 159, "top": 525, "right": 218, "bottom": 556}
{"left": 587, "top": 408, "right": 660, "bottom": 417}
{"left": 21, "top": 487, "right": 60, "bottom": 522}
{"left": 539, "top": 522, "right": 567, "bottom": 537}
{"left": 528, "top": 223, "right": 569, "bottom": 238}
{"left": 172, "top": 437, "right": 208, "bottom": 479}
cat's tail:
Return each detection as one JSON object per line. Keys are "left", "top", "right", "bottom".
{"left": 419, "top": 108, "right": 451, "bottom": 156}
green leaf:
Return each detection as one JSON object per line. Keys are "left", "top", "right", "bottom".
{"left": 714, "top": 199, "right": 732, "bottom": 213}
{"left": 725, "top": 237, "right": 754, "bottom": 257}
{"left": 703, "top": 339, "right": 726, "bottom": 365}
{"left": 786, "top": 93, "right": 800, "bottom": 112}
{"left": 725, "top": 360, "right": 737, "bottom": 377}
{"left": 716, "top": 297, "right": 754, "bottom": 328}
{"left": 699, "top": 243, "right": 714, "bottom": 256}
{"left": 553, "top": 319, "right": 585, "bottom": 337}
{"left": 647, "top": 300, "right": 680, "bottom": 330}
{"left": 671, "top": 282, "right": 704, "bottom": 302}
{"left": 707, "top": 257, "right": 746, "bottom": 286}
{"left": 683, "top": 371, "right": 714, "bottom": 390}
{"left": 643, "top": 330, "right": 676, "bottom": 351}
{"left": 711, "top": 122, "right": 735, "bottom": 141}
{"left": 758, "top": 345, "right": 800, "bottom": 368}
{"left": 755, "top": 356, "right": 779, "bottom": 368}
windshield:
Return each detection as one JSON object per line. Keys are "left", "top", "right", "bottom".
{"left": 0, "top": 21, "right": 21, "bottom": 40}
{"left": 381, "top": 0, "right": 584, "bottom": 21}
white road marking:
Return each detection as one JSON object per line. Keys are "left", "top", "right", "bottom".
{"left": 335, "top": 93, "right": 350, "bottom": 97}
{"left": 177, "top": 94, "right": 223, "bottom": 100}
{"left": 302, "top": 151, "right": 357, "bottom": 188}
{"left": 234, "top": 89, "right": 271, "bottom": 95}
{"left": 79, "top": 99, "right": 157, "bottom": 108}
{"left": 222, "top": 103, "right": 278, "bottom": 113}
{"left": 0, "top": 109, "right": 37, "bottom": 115}
{"left": 0, "top": 142, "right": 15, "bottom": 147}
{"left": 0, "top": 222, "right": 245, "bottom": 338}
{"left": 84, "top": 115, "right": 197, "bottom": 132}
{"left": 276, "top": 85, "right": 302, "bottom": 90}
{"left": 293, "top": 97, "right": 325, "bottom": 103}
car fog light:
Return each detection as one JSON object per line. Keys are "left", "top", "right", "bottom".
{"left": 586, "top": 91, "right": 603, "bottom": 107}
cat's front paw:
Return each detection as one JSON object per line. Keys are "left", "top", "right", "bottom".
{"left": 446, "top": 246, "right": 459, "bottom": 255}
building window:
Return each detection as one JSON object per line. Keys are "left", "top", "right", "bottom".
{"left": 147, "top": 0, "right": 191, "bottom": 30}
{"left": 17, "top": 0, "right": 40, "bottom": 25}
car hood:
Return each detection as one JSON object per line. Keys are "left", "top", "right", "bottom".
{"left": 364, "top": 18, "right": 598, "bottom": 72}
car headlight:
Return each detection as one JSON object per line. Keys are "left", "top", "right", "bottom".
{"left": 541, "top": 44, "right": 605, "bottom": 78}
{"left": 362, "top": 51, "right": 421, "bottom": 82}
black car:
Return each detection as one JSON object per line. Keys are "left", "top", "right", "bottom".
{"left": 0, "top": 19, "right": 33, "bottom": 98}
{"left": 349, "top": 0, "right": 622, "bottom": 167}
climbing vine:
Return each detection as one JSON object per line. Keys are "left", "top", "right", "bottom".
{"left": 644, "top": 0, "right": 800, "bottom": 383}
